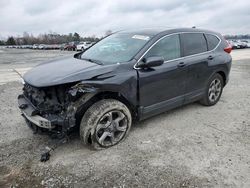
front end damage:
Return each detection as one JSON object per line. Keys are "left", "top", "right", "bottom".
{"left": 18, "top": 82, "right": 97, "bottom": 136}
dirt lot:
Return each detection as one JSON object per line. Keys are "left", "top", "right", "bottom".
{"left": 0, "top": 48, "right": 250, "bottom": 187}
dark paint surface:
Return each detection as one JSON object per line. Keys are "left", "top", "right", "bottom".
{"left": 24, "top": 57, "right": 116, "bottom": 87}
{"left": 138, "top": 59, "right": 187, "bottom": 107}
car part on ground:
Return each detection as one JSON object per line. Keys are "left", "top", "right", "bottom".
{"left": 40, "top": 134, "right": 69, "bottom": 162}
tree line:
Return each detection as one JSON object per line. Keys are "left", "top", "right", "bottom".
{"left": 3, "top": 31, "right": 248, "bottom": 46}
{"left": 1, "top": 31, "right": 103, "bottom": 46}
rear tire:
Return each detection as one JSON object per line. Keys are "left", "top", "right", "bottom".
{"left": 200, "top": 73, "right": 224, "bottom": 106}
{"left": 79, "top": 99, "right": 132, "bottom": 149}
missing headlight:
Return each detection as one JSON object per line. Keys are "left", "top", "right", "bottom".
{"left": 68, "top": 83, "right": 97, "bottom": 101}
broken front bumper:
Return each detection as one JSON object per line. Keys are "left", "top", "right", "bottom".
{"left": 18, "top": 95, "right": 54, "bottom": 129}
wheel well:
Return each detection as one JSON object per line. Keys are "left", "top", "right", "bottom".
{"left": 75, "top": 91, "right": 136, "bottom": 127}
{"left": 217, "top": 71, "right": 226, "bottom": 86}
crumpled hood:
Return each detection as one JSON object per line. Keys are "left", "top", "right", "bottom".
{"left": 23, "top": 56, "right": 115, "bottom": 87}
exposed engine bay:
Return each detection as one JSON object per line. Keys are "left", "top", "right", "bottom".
{"left": 23, "top": 83, "right": 68, "bottom": 115}
{"left": 18, "top": 82, "right": 97, "bottom": 135}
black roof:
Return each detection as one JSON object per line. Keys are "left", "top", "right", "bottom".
{"left": 118, "top": 28, "right": 168, "bottom": 36}
{"left": 118, "top": 27, "right": 220, "bottom": 37}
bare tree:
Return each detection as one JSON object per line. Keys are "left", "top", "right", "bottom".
{"left": 6, "top": 36, "right": 16, "bottom": 45}
{"left": 5, "top": 31, "right": 101, "bottom": 45}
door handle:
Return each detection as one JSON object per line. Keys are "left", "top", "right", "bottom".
{"left": 207, "top": 55, "right": 214, "bottom": 60}
{"left": 177, "top": 62, "right": 186, "bottom": 68}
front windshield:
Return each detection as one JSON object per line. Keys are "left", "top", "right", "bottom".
{"left": 81, "top": 33, "right": 151, "bottom": 64}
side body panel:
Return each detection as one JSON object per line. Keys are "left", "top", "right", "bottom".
{"left": 181, "top": 53, "right": 211, "bottom": 103}
{"left": 137, "top": 60, "right": 187, "bottom": 119}
{"left": 136, "top": 32, "right": 232, "bottom": 120}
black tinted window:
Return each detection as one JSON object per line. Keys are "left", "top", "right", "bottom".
{"left": 205, "top": 34, "right": 220, "bottom": 50}
{"left": 145, "top": 34, "right": 180, "bottom": 61}
{"left": 182, "top": 33, "right": 207, "bottom": 56}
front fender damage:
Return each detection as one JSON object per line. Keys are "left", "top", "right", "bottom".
{"left": 68, "top": 83, "right": 97, "bottom": 101}
{"left": 39, "top": 83, "right": 98, "bottom": 162}
{"left": 66, "top": 83, "right": 98, "bottom": 128}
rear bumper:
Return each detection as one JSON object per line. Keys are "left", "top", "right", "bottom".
{"left": 18, "top": 95, "right": 54, "bottom": 129}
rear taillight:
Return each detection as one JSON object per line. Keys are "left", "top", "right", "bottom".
{"left": 224, "top": 40, "right": 232, "bottom": 53}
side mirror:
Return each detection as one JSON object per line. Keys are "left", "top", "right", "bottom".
{"left": 137, "top": 56, "right": 164, "bottom": 68}
{"left": 74, "top": 51, "right": 83, "bottom": 58}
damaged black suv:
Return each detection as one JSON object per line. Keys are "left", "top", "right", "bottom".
{"left": 18, "top": 28, "right": 232, "bottom": 149}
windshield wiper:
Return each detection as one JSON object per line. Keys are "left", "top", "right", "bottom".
{"left": 82, "top": 58, "right": 103, "bottom": 65}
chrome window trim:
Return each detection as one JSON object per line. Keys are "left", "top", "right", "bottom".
{"left": 134, "top": 32, "right": 221, "bottom": 70}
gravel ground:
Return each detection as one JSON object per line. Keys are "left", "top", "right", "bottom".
{"left": 0, "top": 48, "right": 74, "bottom": 69}
{"left": 0, "top": 49, "right": 250, "bottom": 187}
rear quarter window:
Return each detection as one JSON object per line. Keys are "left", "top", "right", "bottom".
{"left": 181, "top": 33, "right": 208, "bottom": 56}
{"left": 205, "top": 34, "right": 220, "bottom": 51}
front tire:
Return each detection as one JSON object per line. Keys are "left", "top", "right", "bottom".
{"left": 80, "top": 99, "right": 132, "bottom": 149}
{"left": 200, "top": 73, "right": 224, "bottom": 106}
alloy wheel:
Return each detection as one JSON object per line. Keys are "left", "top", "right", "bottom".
{"left": 208, "top": 78, "right": 222, "bottom": 103}
{"left": 95, "top": 110, "right": 128, "bottom": 147}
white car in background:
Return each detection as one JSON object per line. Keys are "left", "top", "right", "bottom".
{"left": 240, "top": 40, "right": 250, "bottom": 48}
{"left": 76, "top": 41, "right": 93, "bottom": 51}
{"left": 38, "top": 44, "right": 46, "bottom": 50}
{"left": 229, "top": 40, "right": 241, "bottom": 49}
{"left": 32, "top": 44, "right": 39, "bottom": 49}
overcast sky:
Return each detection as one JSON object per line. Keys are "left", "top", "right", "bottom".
{"left": 0, "top": 0, "right": 249, "bottom": 39}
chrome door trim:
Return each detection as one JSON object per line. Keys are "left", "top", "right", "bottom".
{"left": 134, "top": 32, "right": 221, "bottom": 70}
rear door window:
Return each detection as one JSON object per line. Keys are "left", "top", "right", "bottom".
{"left": 181, "top": 33, "right": 208, "bottom": 56}
{"left": 144, "top": 34, "right": 181, "bottom": 61}
{"left": 205, "top": 34, "right": 220, "bottom": 51}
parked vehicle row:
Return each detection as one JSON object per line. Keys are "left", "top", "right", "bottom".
{"left": 33, "top": 44, "right": 61, "bottom": 50}
{"left": 228, "top": 39, "right": 250, "bottom": 49}
{"left": 5, "top": 41, "right": 95, "bottom": 51}
{"left": 6, "top": 44, "right": 61, "bottom": 50}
